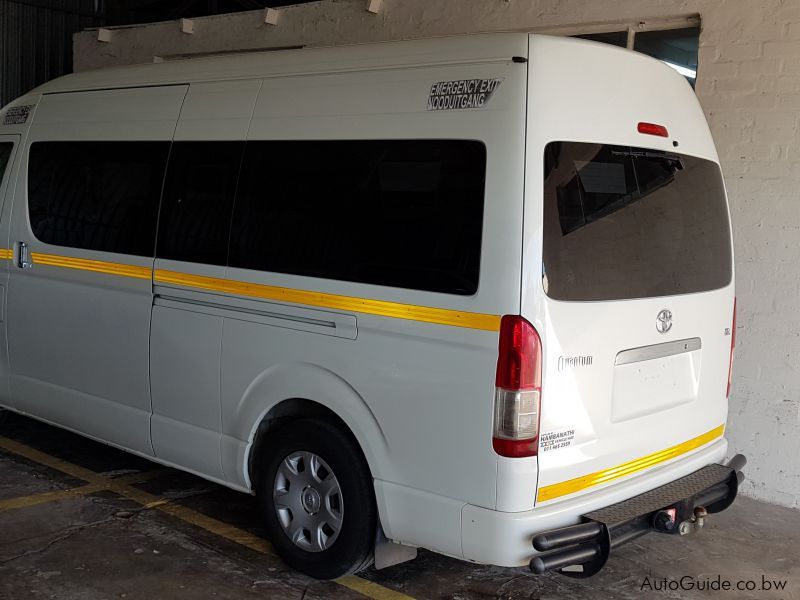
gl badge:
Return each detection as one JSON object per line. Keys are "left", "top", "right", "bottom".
{"left": 656, "top": 309, "right": 673, "bottom": 334}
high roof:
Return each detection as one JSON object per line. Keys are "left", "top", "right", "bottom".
{"left": 34, "top": 33, "right": 531, "bottom": 95}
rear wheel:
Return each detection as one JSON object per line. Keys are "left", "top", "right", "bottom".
{"left": 257, "top": 418, "right": 375, "bottom": 579}
{"left": 0, "top": 409, "right": 7, "bottom": 427}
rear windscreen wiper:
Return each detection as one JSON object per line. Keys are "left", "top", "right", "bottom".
{"left": 610, "top": 150, "right": 684, "bottom": 169}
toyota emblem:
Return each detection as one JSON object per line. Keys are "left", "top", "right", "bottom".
{"left": 656, "top": 309, "right": 673, "bottom": 334}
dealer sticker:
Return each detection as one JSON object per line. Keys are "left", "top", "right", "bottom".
{"left": 3, "top": 104, "right": 33, "bottom": 126}
{"left": 540, "top": 428, "right": 576, "bottom": 453}
{"left": 427, "top": 78, "right": 502, "bottom": 111}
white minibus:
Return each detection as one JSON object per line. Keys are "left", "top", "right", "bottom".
{"left": 0, "top": 33, "right": 743, "bottom": 579}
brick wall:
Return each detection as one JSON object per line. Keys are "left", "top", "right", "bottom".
{"left": 72, "top": 0, "right": 800, "bottom": 508}
{"left": 698, "top": 2, "right": 800, "bottom": 508}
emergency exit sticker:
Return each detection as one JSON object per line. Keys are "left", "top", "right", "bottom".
{"left": 540, "top": 428, "right": 576, "bottom": 453}
{"left": 3, "top": 104, "right": 33, "bottom": 125}
{"left": 427, "top": 78, "right": 502, "bottom": 111}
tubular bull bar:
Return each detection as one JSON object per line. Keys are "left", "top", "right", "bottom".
{"left": 530, "top": 454, "right": 746, "bottom": 577}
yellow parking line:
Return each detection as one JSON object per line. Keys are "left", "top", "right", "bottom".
{"left": 118, "top": 482, "right": 275, "bottom": 556}
{"left": 0, "top": 437, "right": 109, "bottom": 484}
{"left": 0, "top": 436, "right": 274, "bottom": 555}
{"left": 0, "top": 436, "right": 415, "bottom": 600}
{"left": 337, "top": 576, "right": 415, "bottom": 600}
{"left": 0, "top": 483, "right": 109, "bottom": 512}
{"left": 0, "top": 470, "right": 167, "bottom": 513}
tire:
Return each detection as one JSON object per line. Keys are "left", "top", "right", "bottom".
{"left": 0, "top": 409, "right": 7, "bottom": 427}
{"left": 256, "top": 418, "right": 376, "bottom": 579}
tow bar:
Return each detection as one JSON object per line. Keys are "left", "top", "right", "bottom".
{"left": 529, "top": 454, "right": 746, "bottom": 578}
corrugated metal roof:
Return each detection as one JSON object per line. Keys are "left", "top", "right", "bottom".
{"left": 0, "top": 0, "right": 104, "bottom": 107}
{"left": 0, "top": 1, "right": 329, "bottom": 107}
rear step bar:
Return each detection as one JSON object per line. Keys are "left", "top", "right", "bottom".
{"left": 530, "top": 454, "right": 746, "bottom": 578}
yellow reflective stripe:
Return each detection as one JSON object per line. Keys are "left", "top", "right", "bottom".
{"left": 31, "top": 252, "right": 152, "bottom": 280}
{"left": 155, "top": 269, "right": 501, "bottom": 331}
{"left": 0, "top": 248, "right": 498, "bottom": 331}
{"left": 536, "top": 424, "right": 726, "bottom": 503}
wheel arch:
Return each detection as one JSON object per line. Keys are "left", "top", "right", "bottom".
{"left": 229, "top": 362, "right": 390, "bottom": 492}
{"left": 248, "top": 398, "right": 364, "bottom": 491}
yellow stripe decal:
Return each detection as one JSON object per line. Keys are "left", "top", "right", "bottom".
{"left": 31, "top": 252, "right": 152, "bottom": 280}
{"left": 536, "top": 424, "right": 726, "bottom": 503}
{"left": 0, "top": 249, "right": 498, "bottom": 330}
{"left": 155, "top": 269, "right": 501, "bottom": 331}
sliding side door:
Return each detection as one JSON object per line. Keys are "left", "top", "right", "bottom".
{"left": 149, "top": 81, "right": 256, "bottom": 480}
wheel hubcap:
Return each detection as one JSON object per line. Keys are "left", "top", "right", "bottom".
{"left": 273, "top": 451, "right": 343, "bottom": 552}
{"left": 302, "top": 486, "right": 321, "bottom": 514}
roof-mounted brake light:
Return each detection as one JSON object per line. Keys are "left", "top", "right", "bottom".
{"left": 637, "top": 122, "right": 669, "bottom": 137}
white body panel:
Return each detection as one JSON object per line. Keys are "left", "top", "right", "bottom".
{"left": 0, "top": 33, "right": 735, "bottom": 568}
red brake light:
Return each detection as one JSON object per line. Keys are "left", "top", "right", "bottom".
{"left": 493, "top": 437, "right": 538, "bottom": 458}
{"left": 495, "top": 315, "right": 542, "bottom": 389}
{"left": 727, "top": 298, "right": 736, "bottom": 398}
{"left": 637, "top": 122, "right": 669, "bottom": 137}
{"left": 493, "top": 316, "right": 542, "bottom": 458}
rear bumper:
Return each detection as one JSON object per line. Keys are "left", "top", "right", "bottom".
{"left": 462, "top": 437, "right": 729, "bottom": 567}
{"left": 530, "top": 454, "right": 744, "bottom": 576}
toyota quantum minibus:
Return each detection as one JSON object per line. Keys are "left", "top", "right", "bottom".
{"left": 0, "top": 33, "right": 743, "bottom": 579}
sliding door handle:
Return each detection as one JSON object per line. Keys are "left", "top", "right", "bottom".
{"left": 15, "top": 242, "right": 31, "bottom": 269}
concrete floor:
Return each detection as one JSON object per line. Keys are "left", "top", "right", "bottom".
{"left": 0, "top": 413, "right": 797, "bottom": 600}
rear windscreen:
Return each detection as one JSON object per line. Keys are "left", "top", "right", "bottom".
{"left": 542, "top": 142, "right": 732, "bottom": 301}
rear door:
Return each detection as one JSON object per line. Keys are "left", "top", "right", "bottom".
{"left": 524, "top": 35, "right": 735, "bottom": 506}
{"left": 535, "top": 143, "right": 733, "bottom": 503}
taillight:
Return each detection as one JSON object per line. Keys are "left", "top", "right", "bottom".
{"left": 727, "top": 298, "right": 736, "bottom": 398}
{"left": 493, "top": 315, "right": 542, "bottom": 458}
{"left": 637, "top": 122, "right": 669, "bottom": 137}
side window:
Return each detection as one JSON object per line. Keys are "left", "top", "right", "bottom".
{"left": 156, "top": 142, "right": 244, "bottom": 266}
{"left": 0, "top": 143, "right": 12, "bottom": 181}
{"left": 228, "top": 140, "right": 486, "bottom": 295}
{"left": 28, "top": 141, "right": 170, "bottom": 256}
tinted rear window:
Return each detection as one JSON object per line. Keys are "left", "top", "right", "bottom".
{"left": 229, "top": 140, "right": 486, "bottom": 295}
{"left": 543, "top": 142, "right": 732, "bottom": 301}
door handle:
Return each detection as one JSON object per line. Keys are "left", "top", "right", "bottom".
{"left": 15, "top": 241, "right": 31, "bottom": 269}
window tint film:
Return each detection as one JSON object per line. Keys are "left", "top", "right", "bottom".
{"left": 0, "top": 143, "right": 12, "bottom": 180}
{"left": 229, "top": 140, "right": 486, "bottom": 295}
{"left": 28, "top": 141, "right": 170, "bottom": 256}
{"left": 157, "top": 142, "right": 244, "bottom": 266}
{"left": 543, "top": 142, "right": 732, "bottom": 301}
